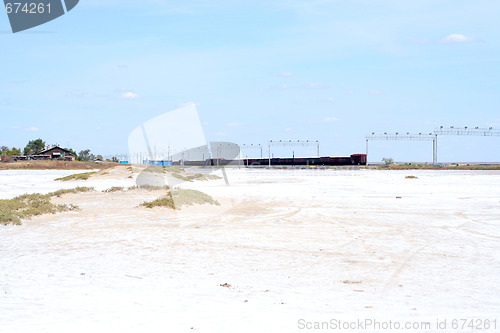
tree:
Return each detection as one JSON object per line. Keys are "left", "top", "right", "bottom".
{"left": 65, "top": 148, "right": 78, "bottom": 158}
{"left": 1, "top": 146, "right": 8, "bottom": 153}
{"left": 95, "top": 155, "right": 103, "bottom": 161}
{"left": 24, "top": 139, "right": 46, "bottom": 155}
{"left": 382, "top": 157, "right": 394, "bottom": 165}
{"left": 8, "top": 147, "right": 21, "bottom": 156}
{"left": 78, "top": 149, "right": 91, "bottom": 161}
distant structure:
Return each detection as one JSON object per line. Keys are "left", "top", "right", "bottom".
{"left": 13, "top": 145, "right": 76, "bottom": 161}
{"left": 36, "top": 145, "right": 76, "bottom": 161}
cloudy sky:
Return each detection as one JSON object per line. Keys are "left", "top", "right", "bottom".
{"left": 1, "top": 0, "right": 499, "bottom": 162}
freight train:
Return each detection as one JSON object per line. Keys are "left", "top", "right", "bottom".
{"left": 173, "top": 154, "right": 367, "bottom": 167}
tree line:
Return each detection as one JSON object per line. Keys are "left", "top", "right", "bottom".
{"left": 0, "top": 138, "right": 110, "bottom": 162}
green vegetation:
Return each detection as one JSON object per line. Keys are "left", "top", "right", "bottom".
{"left": 405, "top": 175, "right": 418, "bottom": 179}
{"left": 1, "top": 146, "right": 21, "bottom": 159}
{"left": 51, "top": 187, "right": 94, "bottom": 197}
{"left": 172, "top": 172, "right": 222, "bottom": 182}
{"left": 55, "top": 172, "right": 97, "bottom": 181}
{"left": 103, "top": 186, "right": 124, "bottom": 193}
{"left": 23, "top": 138, "right": 46, "bottom": 155}
{"left": 141, "top": 188, "right": 220, "bottom": 210}
{"left": 382, "top": 157, "right": 394, "bottom": 165}
{"left": 0, "top": 187, "right": 90, "bottom": 225}
{"left": 171, "top": 172, "right": 189, "bottom": 181}
{"left": 163, "top": 166, "right": 185, "bottom": 173}
{"left": 140, "top": 195, "right": 176, "bottom": 209}
{"left": 143, "top": 166, "right": 164, "bottom": 173}
{"left": 128, "top": 185, "right": 170, "bottom": 191}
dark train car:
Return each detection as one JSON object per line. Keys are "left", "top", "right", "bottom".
{"left": 172, "top": 154, "right": 367, "bottom": 167}
{"left": 350, "top": 154, "right": 367, "bottom": 165}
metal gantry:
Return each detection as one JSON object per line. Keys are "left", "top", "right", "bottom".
{"left": 241, "top": 144, "right": 264, "bottom": 158}
{"left": 434, "top": 126, "right": 500, "bottom": 137}
{"left": 267, "top": 140, "right": 320, "bottom": 166}
{"left": 366, "top": 126, "right": 500, "bottom": 164}
{"left": 365, "top": 132, "right": 437, "bottom": 164}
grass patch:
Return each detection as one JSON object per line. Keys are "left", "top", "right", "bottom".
{"left": 172, "top": 172, "right": 222, "bottom": 182}
{"left": 171, "top": 189, "right": 220, "bottom": 207}
{"left": 172, "top": 172, "right": 190, "bottom": 181}
{"left": 55, "top": 172, "right": 97, "bottom": 181}
{"left": 128, "top": 185, "right": 170, "bottom": 191}
{"left": 163, "top": 166, "right": 185, "bottom": 173}
{"left": 0, "top": 188, "right": 91, "bottom": 225}
{"left": 140, "top": 195, "right": 176, "bottom": 209}
{"left": 51, "top": 187, "right": 94, "bottom": 197}
{"left": 405, "top": 175, "right": 418, "bottom": 179}
{"left": 140, "top": 188, "right": 220, "bottom": 210}
{"left": 0, "top": 210, "right": 22, "bottom": 225}
{"left": 103, "top": 186, "right": 124, "bottom": 193}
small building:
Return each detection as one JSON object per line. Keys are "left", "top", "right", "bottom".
{"left": 35, "top": 146, "right": 76, "bottom": 161}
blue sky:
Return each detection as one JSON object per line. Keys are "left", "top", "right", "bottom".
{"left": 1, "top": 0, "right": 499, "bottom": 162}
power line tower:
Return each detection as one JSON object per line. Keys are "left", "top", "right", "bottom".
{"left": 267, "top": 140, "right": 320, "bottom": 166}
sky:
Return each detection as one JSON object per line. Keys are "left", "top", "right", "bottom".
{"left": 1, "top": 0, "right": 499, "bottom": 162}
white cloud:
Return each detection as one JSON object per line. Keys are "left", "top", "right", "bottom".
{"left": 323, "top": 117, "right": 340, "bottom": 122}
{"left": 328, "top": 97, "right": 334, "bottom": 102}
{"left": 120, "top": 92, "right": 139, "bottom": 99}
{"left": 279, "top": 72, "right": 293, "bottom": 77}
{"left": 440, "top": 34, "right": 477, "bottom": 44}
{"left": 284, "top": 128, "right": 292, "bottom": 132}
{"left": 370, "top": 90, "right": 383, "bottom": 95}
{"left": 10, "top": 125, "right": 20, "bottom": 129}
{"left": 25, "top": 126, "right": 39, "bottom": 132}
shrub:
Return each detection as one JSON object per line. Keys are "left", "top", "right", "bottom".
{"left": 0, "top": 210, "right": 21, "bottom": 225}
{"left": 0, "top": 188, "right": 84, "bottom": 225}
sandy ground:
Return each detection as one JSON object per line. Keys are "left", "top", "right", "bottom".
{"left": 1, "top": 167, "right": 499, "bottom": 332}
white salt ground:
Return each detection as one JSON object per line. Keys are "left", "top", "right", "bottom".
{"left": 1, "top": 168, "right": 499, "bottom": 332}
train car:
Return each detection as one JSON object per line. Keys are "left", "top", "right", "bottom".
{"left": 171, "top": 154, "right": 367, "bottom": 167}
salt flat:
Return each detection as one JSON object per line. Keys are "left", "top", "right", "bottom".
{"left": 1, "top": 168, "right": 499, "bottom": 332}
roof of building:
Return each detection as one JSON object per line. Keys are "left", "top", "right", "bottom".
{"left": 36, "top": 146, "right": 75, "bottom": 155}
